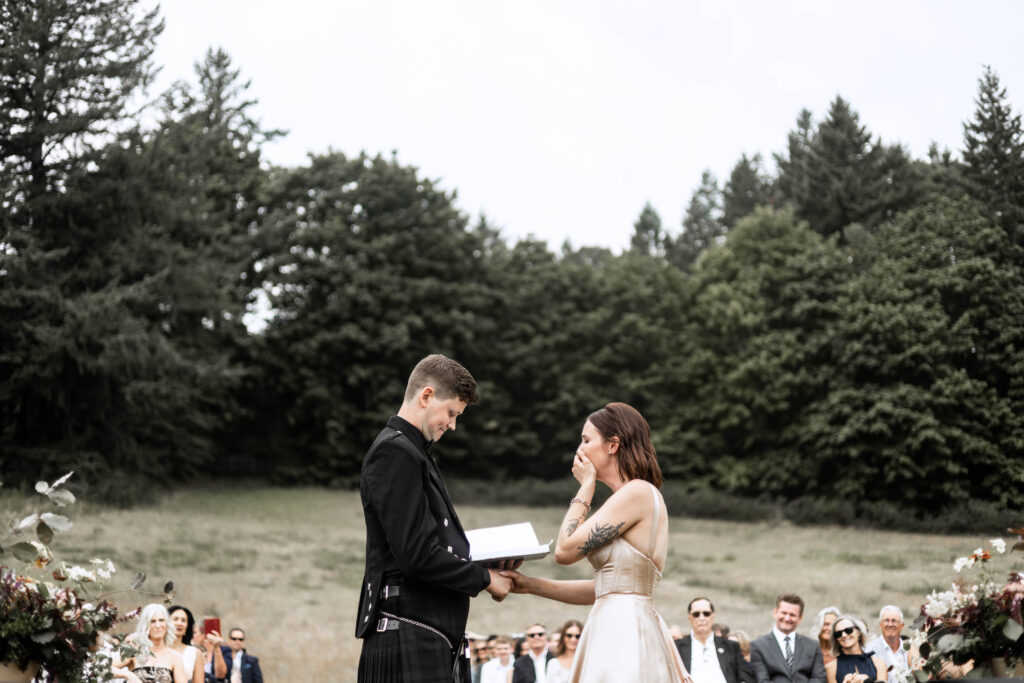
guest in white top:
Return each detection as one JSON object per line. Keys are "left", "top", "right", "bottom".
{"left": 480, "top": 636, "right": 517, "bottom": 683}
{"left": 545, "top": 620, "right": 583, "bottom": 683}
{"left": 863, "top": 606, "right": 909, "bottom": 683}
{"left": 168, "top": 605, "right": 204, "bottom": 683}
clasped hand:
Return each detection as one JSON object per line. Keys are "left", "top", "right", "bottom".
{"left": 485, "top": 559, "right": 524, "bottom": 602}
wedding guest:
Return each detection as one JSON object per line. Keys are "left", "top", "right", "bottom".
{"left": 479, "top": 636, "right": 516, "bottom": 683}
{"left": 512, "top": 623, "right": 553, "bottom": 683}
{"left": 825, "top": 615, "right": 886, "bottom": 683}
{"left": 810, "top": 606, "right": 843, "bottom": 667}
{"left": 112, "top": 603, "right": 188, "bottom": 683}
{"left": 863, "top": 606, "right": 908, "bottom": 682}
{"left": 219, "top": 627, "right": 263, "bottom": 683}
{"left": 714, "top": 623, "right": 731, "bottom": 638}
{"left": 471, "top": 637, "right": 492, "bottom": 683}
{"left": 545, "top": 620, "right": 583, "bottom": 683}
{"left": 189, "top": 622, "right": 227, "bottom": 683}
{"left": 167, "top": 606, "right": 204, "bottom": 683}
{"left": 750, "top": 594, "right": 826, "bottom": 683}
{"left": 547, "top": 631, "right": 561, "bottom": 652}
{"left": 729, "top": 630, "right": 752, "bottom": 663}
{"left": 677, "top": 598, "right": 751, "bottom": 683}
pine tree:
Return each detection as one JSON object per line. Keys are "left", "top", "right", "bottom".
{"left": 722, "top": 153, "right": 771, "bottom": 229}
{"left": 667, "top": 170, "right": 723, "bottom": 270}
{"left": 774, "top": 109, "right": 814, "bottom": 210}
{"left": 630, "top": 202, "right": 664, "bottom": 256}
{"left": 962, "top": 66, "right": 1024, "bottom": 243}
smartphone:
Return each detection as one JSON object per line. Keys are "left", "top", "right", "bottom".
{"left": 202, "top": 617, "right": 221, "bottom": 637}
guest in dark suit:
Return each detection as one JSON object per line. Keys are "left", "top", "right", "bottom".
{"left": 511, "top": 623, "right": 555, "bottom": 683}
{"left": 220, "top": 628, "right": 262, "bottom": 683}
{"left": 677, "top": 597, "right": 753, "bottom": 683}
{"left": 750, "top": 594, "right": 826, "bottom": 683}
{"left": 356, "top": 354, "right": 514, "bottom": 683}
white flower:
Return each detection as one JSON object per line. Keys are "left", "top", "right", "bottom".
{"left": 953, "top": 557, "right": 970, "bottom": 572}
{"left": 67, "top": 566, "right": 97, "bottom": 583}
{"left": 90, "top": 559, "right": 115, "bottom": 579}
{"left": 973, "top": 547, "right": 985, "bottom": 557}
{"left": 991, "top": 538, "right": 1006, "bottom": 553}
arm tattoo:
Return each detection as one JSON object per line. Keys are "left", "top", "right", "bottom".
{"left": 564, "top": 516, "right": 585, "bottom": 536}
{"left": 577, "top": 521, "right": 625, "bottom": 558}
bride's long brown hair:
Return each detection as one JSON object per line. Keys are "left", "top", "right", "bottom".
{"left": 587, "top": 402, "right": 662, "bottom": 487}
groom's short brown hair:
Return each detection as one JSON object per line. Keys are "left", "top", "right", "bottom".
{"left": 404, "top": 354, "right": 479, "bottom": 405}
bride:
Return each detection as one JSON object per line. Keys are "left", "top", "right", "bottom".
{"left": 502, "top": 402, "right": 690, "bottom": 682}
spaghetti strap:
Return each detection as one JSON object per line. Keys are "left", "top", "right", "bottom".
{"left": 646, "top": 483, "right": 660, "bottom": 558}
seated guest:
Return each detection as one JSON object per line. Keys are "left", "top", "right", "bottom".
{"left": 863, "top": 606, "right": 908, "bottom": 683}
{"left": 219, "top": 627, "right": 263, "bottom": 683}
{"left": 750, "top": 593, "right": 826, "bottom": 683}
{"left": 810, "top": 606, "right": 843, "bottom": 667}
{"left": 713, "top": 623, "right": 731, "bottom": 638}
{"left": 677, "top": 597, "right": 752, "bottom": 683}
{"left": 480, "top": 636, "right": 516, "bottom": 683}
{"left": 167, "top": 606, "right": 204, "bottom": 683}
{"left": 472, "top": 637, "right": 493, "bottom": 683}
{"left": 546, "top": 620, "right": 583, "bottom": 683}
{"left": 729, "top": 630, "right": 752, "bottom": 663}
{"left": 825, "top": 615, "right": 886, "bottom": 683}
{"left": 512, "top": 623, "right": 554, "bottom": 683}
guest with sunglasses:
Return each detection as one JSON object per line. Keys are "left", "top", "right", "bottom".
{"left": 219, "top": 628, "right": 263, "bottom": 683}
{"left": 546, "top": 620, "right": 583, "bottom": 683}
{"left": 676, "top": 598, "right": 752, "bottom": 683}
{"left": 825, "top": 616, "right": 886, "bottom": 683}
{"left": 512, "top": 623, "right": 555, "bottom": 683}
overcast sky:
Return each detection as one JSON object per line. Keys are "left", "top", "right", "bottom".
{"left": 149, "top": 0, "right": 1024, "bottom": 252}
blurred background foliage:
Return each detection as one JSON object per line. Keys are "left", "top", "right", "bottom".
{"left": 1, "top": 1, "right": 1022, "bottom": 531}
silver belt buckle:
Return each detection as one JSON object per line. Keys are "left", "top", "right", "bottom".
{"left": 383, "top": 585, "right": 391, "bottom": 599}
{"left": 376, "top": 617, "right": 388, "bottom": 632}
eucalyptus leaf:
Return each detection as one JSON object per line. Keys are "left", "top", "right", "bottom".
{"left": 37, "top": 521, "right": 53, "bottom": 545}
{"left": 1004, "top": 617, "right": 1024, "bottom": 642}
{"left": 40, "top": 513, "right": 72, "bottom": 532}
{"left": 47, "top": 488, "right": 76, "bottom": 507}
{"left": 130, "top": 571, "right": 147, "bottom": 590}
{"left": 35, "top": 481, "right": 49, "bottom": 494}
{"left": 163, "top": 580, "right": 175, "bottom": 594}
{"left": 15, "top": 513, "right": 39, "bottom": 531}
{"left": 50, "top": 471, "right": 74, "bottom": 489}
{"left": 936, "top": 633, "right": 964, "bottom": 654}
{"left": 31, "top": 631, "right": 56, "bottom": 644}
{"left": 10, "top": 542, "right": 37, "bottom": 563}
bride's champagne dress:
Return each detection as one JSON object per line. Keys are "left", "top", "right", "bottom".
{"left": 569, "top": 483, "right": 690, "bottom": 682}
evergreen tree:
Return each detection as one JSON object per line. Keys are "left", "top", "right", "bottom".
{"left": 666, "top": 170, "right": 723, "bottom": 270}
{"left": 630, "top": 202, "right": 664, "bottom": 256}
{"left": 773, "top": 108, "right": 814, "bottom": 209}
{"left": 962, "top": 66, "right": 1024, "bottom": 243}
{"left": 722, "top": 153, "right": 771, "bottom": 229}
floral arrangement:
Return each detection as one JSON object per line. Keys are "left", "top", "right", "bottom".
{"left": 902, "top": 530, "right": 1024, "bottom": 681}
{"left": 0, "top": 473, "right": 163, "bottom": 682}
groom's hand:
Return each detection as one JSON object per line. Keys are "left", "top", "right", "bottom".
{"left": 485, "top": 568, "right": 513, "bottom": 602}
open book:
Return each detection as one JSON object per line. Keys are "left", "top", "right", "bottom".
{"left": 465, "top": 522, "right": 552, "bottom": 565}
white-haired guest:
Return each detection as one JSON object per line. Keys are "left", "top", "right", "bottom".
{"left": 112, "top": 603, "right": 187, "bottom": 683}
{"left": 809, "top": 606, "right": 843, "bottom": 667}
{"left": 863, "top": 605, "right": 908, "bottom": 682}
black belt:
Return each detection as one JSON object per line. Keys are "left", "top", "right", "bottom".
{"left": 380, "top": 584, "right": 400, "bottom": 599}
{"left": 376, "top": 616, "right": 400, "bottom": 631}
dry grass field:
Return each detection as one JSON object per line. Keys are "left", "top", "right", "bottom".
{"left": 5, "top": 486, "right": 1021, "bottom": 680}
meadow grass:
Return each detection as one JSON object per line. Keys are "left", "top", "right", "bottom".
{"left": 4, "top": 486, "right": 1020, "bottom": 680}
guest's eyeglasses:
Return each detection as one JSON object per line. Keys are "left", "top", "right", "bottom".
{"left": 834, "top": 627, "right": 857, "bottom": 637}
{"left": 563, "top": 633, "right": 580, "bottom": 639}
{"left": 690, "top": 610, "right": 713, "bottom": 618}
{"left": 526, "top": 632, "right": 546, "bottom": 638}
{"left": 229, "top": 636, "right": 245, "bottom": 641}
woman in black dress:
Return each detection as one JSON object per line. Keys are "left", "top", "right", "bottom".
{"left": 825, "top": 616, "right": 887, "bottom": 683}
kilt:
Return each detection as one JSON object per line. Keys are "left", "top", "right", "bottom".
{"left": 358, "top": 622, "right": 471, "bottom": 683}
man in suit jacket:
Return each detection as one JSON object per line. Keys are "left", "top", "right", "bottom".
{"left": 356, "top": 354, "right": 514, "bottom": 683}
{"left": 677, "top": 597, "right": 753, "bottom": 683}
{"left": 750, "top": 594, "right": 826, "bottom": 683}
{"left": 220, "top": 628, "right": 263, "bottom": 683}
{"left": 511, "top": 623, "right": 555, "bottom": 683}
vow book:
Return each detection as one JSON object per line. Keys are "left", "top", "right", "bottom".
{"left": 465, "top": 522, "right": 551, "bottom": 565}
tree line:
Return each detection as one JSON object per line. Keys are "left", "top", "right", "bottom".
{"left": 2, "top": 1, "right": 1022, "bottom": 525}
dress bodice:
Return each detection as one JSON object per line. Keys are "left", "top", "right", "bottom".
{"left": 134, "top": 666, "right": 173, "bottom": 683}
{"left": 835, "top": 651, "right": 879, "bottom": 682}
{"left": 587, "top": 484, "right": 662, "bottom": 599}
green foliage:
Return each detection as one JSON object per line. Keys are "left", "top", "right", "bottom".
{"left": 667, "top": 170, "right": 723, "bottom": 270}
{"left": 722, "top": 153, "right": 772, "bottom": 229}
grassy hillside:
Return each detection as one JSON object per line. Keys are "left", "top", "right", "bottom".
{"left": 5, "top": 486, "right": 1019, "bottom": 680}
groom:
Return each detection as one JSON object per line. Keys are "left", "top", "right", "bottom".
{"left": 356, "top": 354, "right": 514, "bottom": 683}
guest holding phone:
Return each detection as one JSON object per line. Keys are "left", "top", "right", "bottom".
{"left": 192, "top": 617, "right": 227, "bottom": 682}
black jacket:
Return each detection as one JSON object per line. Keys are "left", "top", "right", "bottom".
{"left": 676, "top": 635, "right": 754, "bottom": 683}
{"left": 355, "top": 416, "right": 490, "bottom": 643}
